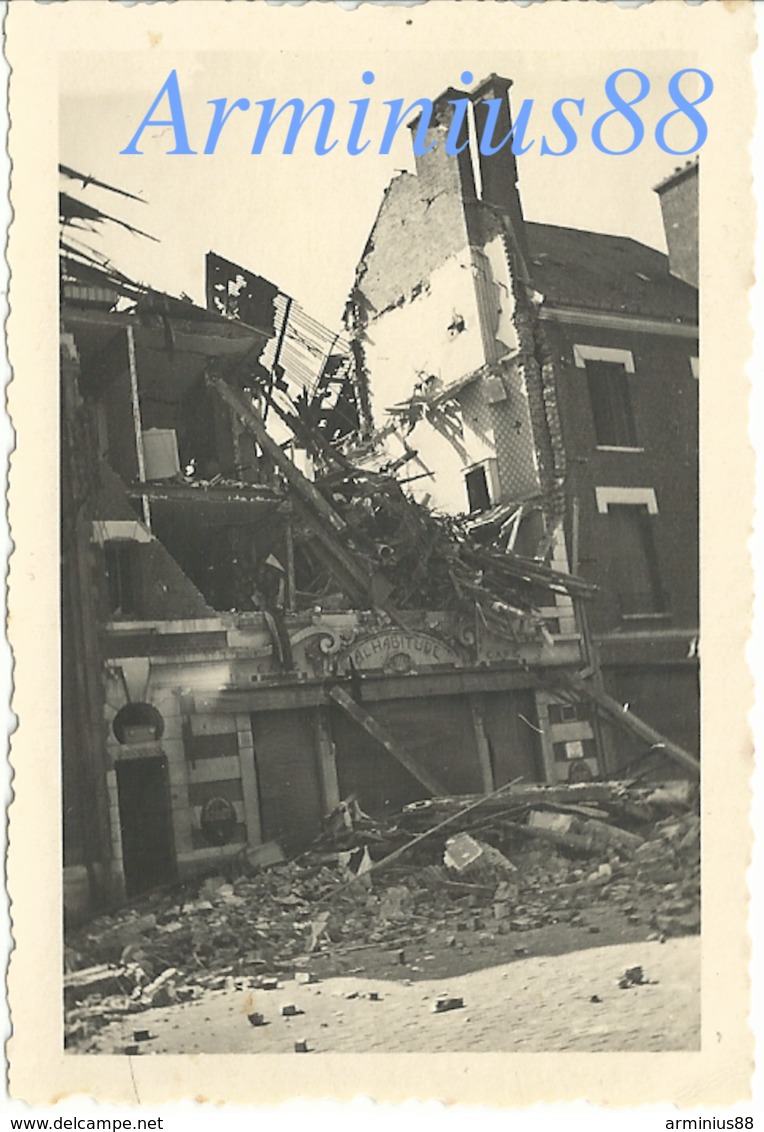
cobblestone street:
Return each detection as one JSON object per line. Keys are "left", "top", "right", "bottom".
{"left": 86, "top": 936, "right": 700, "bottom": 1055}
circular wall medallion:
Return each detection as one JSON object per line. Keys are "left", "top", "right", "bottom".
{"left": 200, "top": 796, "right": 237, "bottom": 846}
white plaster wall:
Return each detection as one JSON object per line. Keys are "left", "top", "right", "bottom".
{"left": 362, "top": 235, "right": 545, "bottom": 514}
{"left": 383, "top": 417, "right": 482, "bottom": 514}
{"left": 365, "top": 252, "right": 485, "bottom": 421}
{"left": 473, "top": 236, "right": 521, "bottom": 362}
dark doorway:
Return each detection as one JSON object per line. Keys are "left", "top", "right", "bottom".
{"left": 115, "top": 756, "right": 176, "bottom": 897}
{"left": 250, "top": 710, "right": 324, "bottom": 855}
{"left": 482, "top": 690, "right": 544, "bottom": 785}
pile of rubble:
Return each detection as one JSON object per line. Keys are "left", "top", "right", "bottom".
{"left": 315, "top": 465, "right": 597, "bottom": 618}
{"left": 210, "top": 378, "right": 597, "bottom": 634}
{"left": 64, "top": 778, "right": 699, "bottom": 1050}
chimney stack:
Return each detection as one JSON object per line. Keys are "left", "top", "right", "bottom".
{"left": 654, "top": 160, "right": 698, "bottom": 288}
{"left": 408, "top": 73, "right": 528, "bottom": 264}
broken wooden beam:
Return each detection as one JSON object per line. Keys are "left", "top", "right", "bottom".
{"left": 562, "top": 672, "right": 700, "bottom": 778}
{"left": 207, "top": 375, "right": 398, "bottom": 612}
{"left": 328, "top": 684, "right": 447, "bottom": 796}
{"left": 207, "top": 375, "right": 348, "bottom": 534}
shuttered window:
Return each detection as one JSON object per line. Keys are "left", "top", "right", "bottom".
{"left": 585, "top": 360, "right": 638, "bottom": 448}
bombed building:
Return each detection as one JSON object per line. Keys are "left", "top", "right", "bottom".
{"left": 343, "top": 74, "right": 699, "bottom": 773}
{"left": 60, "top": 77, "right": 700, "bottom": 924}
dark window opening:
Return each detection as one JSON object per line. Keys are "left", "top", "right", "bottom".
{"left": 606, "top": 503, "right": 667, "bottom": 616}
{"left": 104, "top": 540, "right": 138, "bottom": 616}
{"left": 548, "top": 702, "right": 585, "bottom": 725}
{"left": 586, "top": 360, "right": 638, "bottom": 448}
{"left": 512, "top": 509, "right": 545, "bottom": 558}
{"left": 113, "top": 702, "right": 164, "bottom": 745}
{"left": 465, "top": 465, "right": 491, "bottom": 512}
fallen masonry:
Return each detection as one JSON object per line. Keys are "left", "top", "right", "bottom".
{"left": 64, "top": 778, "right": 699, "bottom": 1051}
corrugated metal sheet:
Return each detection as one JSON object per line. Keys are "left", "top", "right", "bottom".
{"left": 251, "top": 709, "right": 324, "bottom": 853}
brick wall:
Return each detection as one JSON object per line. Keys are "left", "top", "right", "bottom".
{"left": 356, "top": 172, "right": 470, "bottom": 318}
{"left": 546, "top": 319, "right": 699, "bottom": 637}
{"left": 655, "top": 165, "right": 698, "bottom": 288}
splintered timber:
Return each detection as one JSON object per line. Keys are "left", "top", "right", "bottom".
{"left": 120, "top": 68, "right": 714, "bottom": 160}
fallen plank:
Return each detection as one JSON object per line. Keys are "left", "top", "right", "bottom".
{"left": 312, "top": 776, "right": 526, "bottom": 905}
{"left": 328, "top": 684, "right": 447, "bottom": 796}
{"left": 561, "top": 672, "right": 700, "bottom": 778}
{"left": 207, "top": 376, "right": 347, "bottom": 535}
{"left": 208, "top": 375, "right": 402, "bottom": 618}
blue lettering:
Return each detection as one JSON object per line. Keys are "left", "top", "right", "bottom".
{"left": 540, "top": 97, "right": 584, "bottom": 156}
{"left": 347, "top": 71, "right": 375, "bottom": 155}
{"left": 655, "top": 69, "right": 713, "bottom": 155}
{"left": 380, "top": 99, "right": 435, "bottom": 157}
{"left": 252, "top": 98, "right": 338, "bottom": 156}
{"left": 592, "top": 69, "right": 650, "bottom": 156}
{"left": 204, "top": 97, "right": 251, "bottom": 155}
{"left": 477, "top": 96, "right": 534, "bottom": 157}
{"left": 120, "top": 70, "right": 197, "bottom": 155}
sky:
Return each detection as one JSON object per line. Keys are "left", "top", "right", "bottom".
{"left": 60, "top": 47, "right": 698, "bottom": 330}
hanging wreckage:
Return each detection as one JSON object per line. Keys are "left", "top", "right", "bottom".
{"left": 60, "top": 182, "right": 696, "bottom": 918}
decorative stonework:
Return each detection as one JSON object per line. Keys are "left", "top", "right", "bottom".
{"left": 291, "top": 624, "right": 355, "bottom": 677}
{"left": 339, "top": 629, "right": 464, "bottom": 673}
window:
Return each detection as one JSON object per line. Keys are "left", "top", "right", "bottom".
{"left": 104, "top": 540, "right": 138, "bottom": 616}
{"left": 548, "top": 702, "right": 585, "bottom": 725}
{"left": 573, "top": 345, "right": 640, "bottom": 450}
{"left": 553, "top": 738, "right": 597, "bottom": 763}
{"left": 465, "top": 465, "right": 491, "bottom": 512}
{"left": 113, "top": 702, "right": 164, "bottom": 744}
{"left": 585, "top": 360, "right": 638, "bottom": 448}
{"left": 465, "top": 459, "right": 499, "bottom": 513}
{"left": 605, "top": 503, "right": 666, "bottom": 616}
{"left": 464, "top": 459, "right": 498, "bottom": 513}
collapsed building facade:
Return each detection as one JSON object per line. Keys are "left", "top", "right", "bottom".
{"left": 60, "top": 82, "right": 700, "bottom": 920}
{"left": 343, "top": 75, "right": 699, "bottom": 776}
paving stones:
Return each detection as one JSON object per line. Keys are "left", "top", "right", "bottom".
{"left": 617, "top": 965, "right": 658, "bottom": 989}
{"left": 433, "top": 996, "right": 464, "bottom": 1013}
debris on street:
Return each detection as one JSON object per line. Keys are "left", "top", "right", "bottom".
{"left": 64, "top": 776, "right": 699, "bottom": 1051}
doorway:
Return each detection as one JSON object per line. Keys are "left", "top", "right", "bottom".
{"left": 115, "top": 756, "right": 176, "bottom": 897}
{"left": 250, "top": 709, "right": 324, "bottom": 855}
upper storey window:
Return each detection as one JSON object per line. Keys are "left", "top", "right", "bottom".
{"left": 586, "top": 359, "right": 638, "bottom": 448}
{"left": 574, "top": 345, "right": 640, "bottom": 451}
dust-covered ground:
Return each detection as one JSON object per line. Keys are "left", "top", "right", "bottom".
{"left": 65, "top": 798, "right": 701, "bottom": 1054}
{"left": 80, "top": 936, "right": 700, "bottom": 1055}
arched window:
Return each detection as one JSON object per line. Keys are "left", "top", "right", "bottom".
{"left": 113, "top": 703, "right": 164, "bottom": 745}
